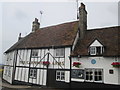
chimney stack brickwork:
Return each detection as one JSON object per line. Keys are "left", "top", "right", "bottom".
{"left": 32, "top": 18, "right": 40, "bottom": 32}
{"left": 79, "top": 3, "right": 87, "bottom": 39}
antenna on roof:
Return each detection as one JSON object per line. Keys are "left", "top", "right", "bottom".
{"left": 40, "top": 10, "right": 43, "bottom": 23}
{"left": 76, "top": 0, "right": 79, "bottom": 19}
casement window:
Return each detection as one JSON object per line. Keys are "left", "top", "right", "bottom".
{"left": 5, "top": 66, "right": 11, "bottom": 77}
{"left": 56, "top": 71, "right": 65, "bottom": 81}
{"left": 8, "top": 66, "right": 11, "bottom": 77}
{"left": 85, "top": 69, "right": 103, "bottom": 82}
{"left": 90, "top": 46, "right": 103, "bottom": 55}
{"left": 31, "top": 50, "right": 38, "bottom": 57}
{"left": 55, "top": 48, "right": 65, "bottom": 57}
{"left": 29, "top": 69, "right": 37, "bottom": 79}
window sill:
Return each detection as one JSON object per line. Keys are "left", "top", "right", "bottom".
{"left": 56, "top": 80, "right": 65, "bottom": 82}
{"left": 29, "top": 77, "right": 37, "bottom": 79}
{"left": 85, "top": 80, "right": 103, "bottom": 83}
{"left": 89, "top": 55, "right": 103, "bottom": 56}
{"left": 31, "top": 56, "right": 39, "bottom": 58}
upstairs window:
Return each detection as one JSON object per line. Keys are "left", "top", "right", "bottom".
{"left": 90, "top": 46, "right": 103, "bottom": 55}
{"left": 31, "top": 50, "right": 38, "bottom": 57}
{"left": 55, "top": 48, "right": 65, "bottom": 57}
{"left": 89, "top": 40, "right": 104, "bottom": 55}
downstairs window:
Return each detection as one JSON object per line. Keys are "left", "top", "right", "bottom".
{"left": 56, "top": 71, "right": 65, "bottom": 81}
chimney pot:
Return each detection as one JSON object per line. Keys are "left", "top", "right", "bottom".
{"left": 80, "top": 3, "right": 85, "bottom": 9}
{"left": 32, "top": 18, "right": 40, "bottom": 32}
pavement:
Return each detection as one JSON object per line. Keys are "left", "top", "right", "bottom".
{"left": 0, "top": 77, "right": 65, "bottom": 90}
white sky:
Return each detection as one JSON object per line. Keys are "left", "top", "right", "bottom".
{"left": 0, "top": 0, "right": 119, "bottom": 64}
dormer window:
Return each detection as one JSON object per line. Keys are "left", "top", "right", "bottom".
{"left": 89, "top": 39, "right": 104, "bottom": 55}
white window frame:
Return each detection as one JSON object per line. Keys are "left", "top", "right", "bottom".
{"left": 29, "top": 69, "right": 37, "bottom": 79}
{"left": 54, "top": 48, "right": 65, "bottom": 57}
{"left": 90, "top": 46, "right": 96, "bottom": 55}
{"left": 31, "top": 50, "right": 39, "bottom": 57}
{"left": 90, "top": 46, "right": 103, "bottom": 55}
{"left": 85, "top": 68, "right": 103, "bottom": 83}
{"left": 56, "top": 71, "right": 65, "bottom": 81}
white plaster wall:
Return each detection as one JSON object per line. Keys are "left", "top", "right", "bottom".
{"left": 90, "top": 40, "right": 103, "bottom": 46}
{"left": 65, "top": 71, "right": 70, "bottom": 83}
{"left": 3, "top": 51, "right": 16, "bottom": 84}
{"left": 65, "top": 47, "right": 70, "bottom": 69}
{"left": 17, "top": 49, "right": 31, "bottom": 67}
{"left": 72, "top": 57, "right": 120, "bottom": 85}
{"left": 15, "top": 67, "right": 29, "bottom": 82}
{"left": 4, "top": 51, "right": 15, "bottom": 66}
{"left": 3, "top": 66, "right": 13, "bottom": 84}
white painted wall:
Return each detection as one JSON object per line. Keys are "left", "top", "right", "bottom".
{"left": 3, "top": 66, "right": 13, "bottom": 84}
{"left": 3, "top": 51, "right": 16, "bottom": 84}
{"left": 90, "top": 40, "right": 103, "bottom": 46}
{"left": 71, "top": 57, "right": 120, "bottom": 85}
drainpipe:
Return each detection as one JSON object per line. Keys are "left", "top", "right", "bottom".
{"left": 69, "top": 56, "right": 72, "bottom": 89}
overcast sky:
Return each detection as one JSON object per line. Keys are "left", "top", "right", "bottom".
{"left": 0, "top": 0, "right": 119, "bottom": 64}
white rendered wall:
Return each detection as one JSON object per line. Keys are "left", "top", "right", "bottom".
{"left": 3, "top": 51, "right": 16, "bottom": 84}
{"left": 90, "top": 40, "right": 103, "bottom": 47}
{"left": 71, "top": 57, "right": 120, "bottom": 85}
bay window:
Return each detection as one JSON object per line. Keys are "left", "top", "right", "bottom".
{"left": 85, "top": 69, "right": 103, "bottom": 82}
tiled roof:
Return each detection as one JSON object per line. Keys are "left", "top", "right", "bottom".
{"left": 71, "top": 26, "right": 120, "bottom": 56}
{"left": 5, "top": 21, "right": 79, "bottom": 53}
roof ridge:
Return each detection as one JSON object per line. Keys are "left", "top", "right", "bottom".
{"left": 40, "top": 20, "right": 78, "bottom": 29}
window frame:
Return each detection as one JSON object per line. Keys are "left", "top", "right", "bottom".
{"left": 54, "top": 48, "right": 65, "bottom": 58}
{"left": 29, "top": 69, "right": 37, "bottom": 79}
{"left": 56, "top": 71, "right": 65, "bottom": 81}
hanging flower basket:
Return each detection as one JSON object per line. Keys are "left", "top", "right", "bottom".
{"left": 43, "top": 61, "right": 50, "bottom": 66}
{"left": 73, "top": 62, "right": 81, "bottom": 68}
{"left": 111, "top": 62, "right": 120, "bottom": 68}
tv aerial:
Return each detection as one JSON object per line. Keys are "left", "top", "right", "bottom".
{"left": 40, "top": 10, "right": 43, "bottom": 22}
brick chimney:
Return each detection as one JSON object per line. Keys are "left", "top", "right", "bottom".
{"left": 79, "top": 3, "right": 87, "bottom": 39}
{"left": 32, "top": 18, "right": 40, "bottom": 32}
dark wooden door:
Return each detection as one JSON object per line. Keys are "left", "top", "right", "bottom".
{"left": 47, "top": 69, "right": 56, "bottom": 87}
